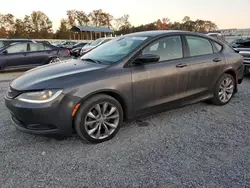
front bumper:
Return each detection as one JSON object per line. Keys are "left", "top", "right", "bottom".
{"left": 237, "top": 64, "right": 244, "bottom": 83}
{"left": 4, "top": 93, "right": 79, "bottom": 136}
{"left": 244, "top": 63, "right": 250, "bottom": 74}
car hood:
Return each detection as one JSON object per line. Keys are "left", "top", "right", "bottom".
{"left": 10, "top": 59, "right": 108, "bottom": 91}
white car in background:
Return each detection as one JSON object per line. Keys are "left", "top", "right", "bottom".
{"left": 206, "top": 33, "right": 227, "bottom": 43}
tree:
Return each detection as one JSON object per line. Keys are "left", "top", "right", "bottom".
{"left": 168, "top": 22, "right": 182, "bottom": 30}
{"left": 0, "top": 27, "right": 7, "bottom": 38}
{"left": 114, "top": 14, "right": 132, "bottom": 34}
{"left": 88, "top": 9, "right": 102, "bottom": 26}
{"left": 11, "top": 18, "right": 26, "bottom": 38}
{"left": 118, "top": 14, "right": 131, "bottom": 30}
{"left": 204, "top": 20, "right": 217, "bottom": 32}
{"left": 88, "top": 9, "right": 114, "bottom": 28}
{"left": 156, "top": 17, "right": 169, "bottom": 30}
{"left": 75, "top": 10, "right": 89, "bottom": 26}
{"left": 181, "top": 20, "right": 196, "bottom": 31}
{"left": 113, "top": 17, "right": 122, "bottom": 31}
{"left": 100, "top": 12, "right": 113, "bottom": 28}
{"left": 182, "top": 16, "right": 191, "bottom": 23}
{"left": 67, "top": 10, "right": 77, "bottom": 26}
{"left": 54, "top": 19, "right": 70, "bottom": 39}
{"left": 23, "top": 11, "right": 53, "bottom": 38}
{"left": 0, "top": 13, "right": 15, "bottom": 37}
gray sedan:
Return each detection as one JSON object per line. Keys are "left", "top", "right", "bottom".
{"left": 5, "top": 30, "right": 244, "bottom": 143}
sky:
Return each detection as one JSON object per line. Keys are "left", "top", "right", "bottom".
{"left": 0, "top": 0, "right": 249, "bottom": 31}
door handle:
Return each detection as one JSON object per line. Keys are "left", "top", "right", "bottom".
{"left": 176, "top": 63, "right": 187, "bottom": 68}
{"left": 213, "top": 58, "right": 222, "bottom": 62}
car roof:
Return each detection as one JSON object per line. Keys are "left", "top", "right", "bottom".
{"left": 124, "top": 30, "right": 191, "bottom": 37}
{"left": 0, "top": 38, "right": 33, "bottom": 41}
{"left": 206, "top": 33, "right": 223, "bottom": 36}
{"left": 4, "top": 41, "right": 48, "bottom": 48}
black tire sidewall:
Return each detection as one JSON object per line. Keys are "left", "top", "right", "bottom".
{"left": 74, "top": 95, "right": 123, "bottom": 143}
{"left": 213, "top": 74, "right": 235, "bottom": 105}
{"left": 48, "top": 57, "right": 58, "bottom": 64}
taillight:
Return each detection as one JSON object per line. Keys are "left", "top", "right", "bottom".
{"left": 66, "top": 49, "right": 70, "bottom": 55}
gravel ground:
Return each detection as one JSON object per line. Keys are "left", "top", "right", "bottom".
{"left": 1, "top": 73, "right": 250, "bottom": 188}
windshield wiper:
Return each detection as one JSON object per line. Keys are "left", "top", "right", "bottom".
{"left": 81, "top": 58, "right": 101, "bottom": 64}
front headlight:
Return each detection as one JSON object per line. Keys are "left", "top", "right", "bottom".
{"left": 16, "top": 90, "right": 63, "bottom": 103}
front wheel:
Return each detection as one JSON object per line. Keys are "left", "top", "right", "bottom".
{"left": 74, "top": 94, "right": 123, "bottom": 143}
{"left": 211, "top": 73, "right": 235, "bottom": 105}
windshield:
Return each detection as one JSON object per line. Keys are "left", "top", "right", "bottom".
{"left": 81, "top": 36, "right": 149, "bottom": 64}
{"left": 89, "top": 38, "right": 104, "bottom": 46}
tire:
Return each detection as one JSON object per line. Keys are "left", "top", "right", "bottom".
{"left": 48, "top": 57, "right": 60, "bottom": 64}
{"left": 74, "top": 94, "right": 123, "bottom": 143}
{"left": 211, "top": 73, "right": 235, "bottom": 106}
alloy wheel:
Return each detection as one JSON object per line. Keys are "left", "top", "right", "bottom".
{"left": 49, "top": 57, "right": 60, "bottom": 64}
{"left": 218, "top": 77, "right": 234, "bottom": 103}
{"left": 84, "top": 102, "right": 120, "bottom": 139}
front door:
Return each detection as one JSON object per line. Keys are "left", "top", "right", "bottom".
{"left": 3, "top": 43, "right": 29, "bottom": 70}
{"left": 130, "top": 35, "right": 190, "bottom": 114}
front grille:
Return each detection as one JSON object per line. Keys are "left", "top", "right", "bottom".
{"left": 6, "top": 86, "right": 22, "bottom": 99}
{"left": 243, "top": 57, "right": 250, "bottom": 65}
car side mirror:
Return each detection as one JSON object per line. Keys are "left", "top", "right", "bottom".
{"left": 2, "top": 50, "right": 8, "bottom": 55}
{"left": 133, "top": 54, "right": 160, "bottom": 64}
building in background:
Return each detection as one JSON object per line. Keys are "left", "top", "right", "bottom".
{"left": 70, "top": 26, "right": 113, "bottom": 40}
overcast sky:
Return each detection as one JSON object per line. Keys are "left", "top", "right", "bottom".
{"left": 1, "top": 0, "right": 249, "bottom": 31}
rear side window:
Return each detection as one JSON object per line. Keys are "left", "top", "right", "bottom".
{"left": 186, "top": 36, "right": 213, "bottom": 56}
{"left": 209, "top": 34, "right": 218, "bottom": 40}
{"left": 29, "top": 43, "right": 45, "bottom": 51}
{"left": 212, "top": 41, "right": 223, "bottom": 53}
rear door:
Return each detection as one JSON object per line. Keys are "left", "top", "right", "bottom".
{"left": 183, "top": 35, "right": 226, "bottom": 97}
{"left": 26, "top": 43, "right": 54, "bottom": 66}
{"left": 2, "top": 43, "right": 30, "bottom": 70}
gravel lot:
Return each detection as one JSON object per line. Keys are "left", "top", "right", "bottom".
{"left": 1, "top": 72, "right": 250, "bottom": 188}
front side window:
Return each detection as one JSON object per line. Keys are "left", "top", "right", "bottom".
{"left": 7, "top": 43, "right": 27, "bottom": 53}
{"left": 186, "top": 36, "right": 213, "bottom": 56}
{"left": 29, "top": 43, "right": 45, "bottom": 51}
{"left": 142, "top": 36, "right": 183, "bottom": 61}
{"left": 81, "top": 36, "right": 149, "bottom": 64}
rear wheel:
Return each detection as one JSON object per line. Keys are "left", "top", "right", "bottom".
{"left": 211, "top": 73, "right": 235, "bottom": 105}
{"left": 74, "top": 94, "right": 123, "bottom": 143}
{"left": 48, "top": 57, "right": 60, "bottom": 64}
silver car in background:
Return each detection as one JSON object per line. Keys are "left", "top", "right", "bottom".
{"left": 80, "top": 37, "right": 115, "bottom": 56}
